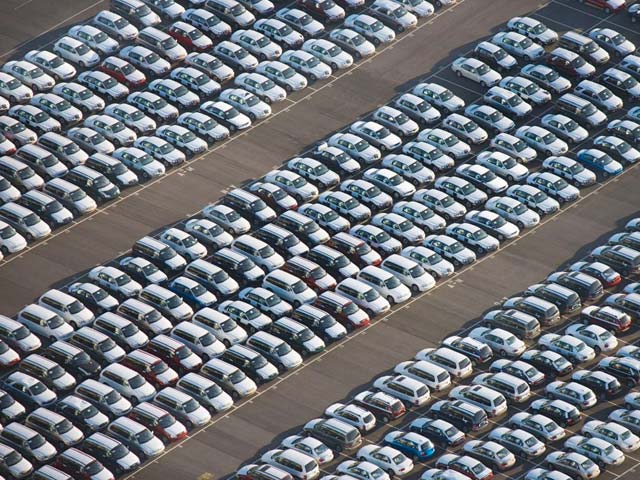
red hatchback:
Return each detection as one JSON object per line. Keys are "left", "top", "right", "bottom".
{"left": 122, "top": 349, "right": 179, "bottom": 388}
{"left": 283, "top": 256, "right": 337, "bottom": 292}
{"left": 129, "top": 401, "right": 188, "bottom": 444}
{"left": 580, "top": 0, "right": 627, "bottom": 13}
{"left": 315, "top": 290, "right": 370, "bottom": 330}
{"left": 98, "top": 56, "right": 146, "bottom": 88}
{"left": 168, "top": 21, "right": 213, "bottom": 52}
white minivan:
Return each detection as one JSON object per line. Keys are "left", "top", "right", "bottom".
{"left": 262, "top": 269, "right": 317, "bottom": 307}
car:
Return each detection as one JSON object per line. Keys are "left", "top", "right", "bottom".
{"left": 325, "top": 403, "right": 376, "bottom": 432}
{"left": 88, "top": 265, "right": 142, "bottom": 299}
{"left": 445, "top": 223, "right": 498, "bottom": 255}
{"left": 491, "top": 359, "right": 544, "bottom": 386}
{"left": 383, "top": 431, "right": 435, "bottom": 461}
{"left": 168, "top": 21, "right": 213, "bottom": 52}
{"left": 254, "top": 19, "right": 303, "bottom": 50}
{"left": 488, "top": 427, "right": 545, "bottom": 459}
{"left": 279, "top": 49, "right": 331, "bottom": 82}
{"left": 256, "top": 60, "right": 307, "bottom": 93}
{"left": 364, "top": 168, "right": 415, "bottom": 200}
{"left": 609, "top": 409, "right": 640, "bottom": 435}
{"left": 593, "top": 135, "right": 640, "bottom": 165}
{"left": 441, "top": 336, "right": 493, "bottom": 366}
{"left": 463, "top": 440, "right": 516, "bottom": 471}
{"left": 381, "top": 155, "right": 434, "bottom": 187}
{"left": 114, "top": 145, "right": 168, "bottom": 177}
{"left": 24, "top": 50, "right": 76, "bottom": 82}
{"left": 104, "top": 104, "right": 155, "bottom": 136}
{"left": 302, "top": 39, "right": 353, "bottom": 71}
{"left": 464, "top": 209, "right": 519, "bottom": 241}
{"left": 464, "top": 104, "right": 515, "bottom": 134}
{"left": 182, "top": 8, "right": 231, "bottom": 39}
{"left": 442, "top": 113, "right": 488, "bottom": 145}
{"left": 544, "top": 452, "right": 600, "bottom": 480}
{"left": 289, "top": 157, "right": 340, "bottom": 189}
{"left": 424, "top": 234, "right": 475, "bottom": 267}
{"left": 520, "top": 64, "right": 571, "bottom": 94}
{"left": 483, "top": 86, "right": 533, "bottom": 119}
{"left": 2, "top": 61, "right": 54, "bottom": 93}
{"left": 177, "top": 111, "right": 229, "bottom": 144}
{"left": 417, "top": 128, "right": 470, "bottom": 160}
{"left": 598, "top": 356, "right": 640, "bottom": 387}
{"left": 336, "top": 460, "right": 390, "bottom": 480}
{"left": 600, "top": 68, "right": 640, "bottom": 102}
{"left": 281, "top": 435, "right": 333, "bottom": 465}
{"left": 490, "top": 132, "right": 537, "bottom": 164}
{"left": 485, "top": 196, "right": 539, "bottom": 230}
{"left": 276, "top": 8, "right": 325, "bottom": 38}
{"left": 588, "top": 27, "right": 635, "bottom": 57}
{"left": 473, "top": 41, "right": 517, "bottom": 72}
{"left": 297, "top": 0, "right": 345, "bottom": 22}
{"left": 402, "top": 141, "right": 454, "bottom": 172}
{"left": 542, "top": 156, "right": 595, "bottom": 187}
{"left": 156, "top": 125, "right": 207, "bottom": 157}
{"left": 545, "top": 381, "right": 597, "bottom": 410}
{"left": 9, "top": 104, "right": 60, "bottom": 134}
{"left": 476, "top": 151, "right": 528, "bottom": 182}
{"left": 410, "top": 83, "right": 465, "bottom": 114}
{"left": 370, "top": 0, "right": 417, "bottom": 33}
{"left": 509, "top": 412, "right": 565, "bottom": 442}
{"left": 392, "top": 201, "right": 445, "bottom": 233}
{"left": 575, "top": 80, "right": 622, "bottom": 113}
{"left": 170, "top": 67, "right": 221, "bottom": 99}
{"left": 373, "top": 374, "right": 430, "bottom": 407}
{"left": 409, "top": 417, "right": 465, "bottom": 448}
{"left": 541, "top": 114, "right": 588, "bottom": 145}
{"left": 491, "top": 31, "right": 545, "bottom": 61}
{"left": 416, "top": 347, "right": 473, "bottom": 379}
{"left": 608, "top": 119, "right": 640, "bottom": 146}
{"left": 571, "top": 370, "right": 621, "bottom": 399}
{"left": 507, "top": 16, "right": 557, "bottom": 45}
{"left": 356, "top": 445, "right": 414, "bottom": 476}
{"left": 451, "top": 57, "right": 501, "bottom": 87}
{"left": 53, "top": 36, "right": 100, "bottom": 68}
{"left": 84, "top": 114, "right": 136, "bottom": 147}
{"left": 565, "top": 324, "right": 616, "bottom": 355}
{"left": 546, "top": 48, "right": 595, "bottom": 78}
{"left": 373, "top": 105, "right": 419, "bottom": 137}
{"left": 69, "top": 24, "right": 119, "bottom": 56}
{"left": 231, "top": 30, "right": 282, "bottom": 62}
{"left": 344, "top": 14, "right": 394, "bottom": 46}
{"left": 3, "top": 371, "right": 57, "bottom": 409}
{"left": 527, "top": 171, "right": 579, "bottom": 204}
{"left": 582, "top": 420, "right": 640, "bottom": 453}
{"left": 354, "top": 390, "right": 405, "bottom": 423}
{"left": 434, "top": 454, "right": 492, "bottom": 480}
{"left": 469, "top": 327, "right": 525, "bottom": 358}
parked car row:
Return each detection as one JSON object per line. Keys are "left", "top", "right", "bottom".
{"left": 229, "top": 215, "right": 640, "bottom": 480}
{"left": 0, "top": 0, "right": 454, "bottom": 261}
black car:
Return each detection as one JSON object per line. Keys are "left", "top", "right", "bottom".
{"left": 521, "top": 349, "right": 573, "bottom": 376}
{"left": 571, "top": 370, "right": 621, "bottom": 399}
{"left": 41, "top": 341, "right": 101, "bottom": 381}
{"left": 16, "top": 190, "right": 73, "bottom": 228}
{"left": 409, "top": 417, "right": 465, "bottom": 447}
{"left": 429, "top": 400, "right": 488, "bottom": 433}
{"left": 546, "top": 271, "right": 603, "bottom": 302}
{"left": 354, "top": 390, "right": 405, "bottom": 423}
{"left": 598, "top": 357, "right": 640, "bottom": 387}
{"left": 530, "top": 399, "right": 581, "bottom": 427}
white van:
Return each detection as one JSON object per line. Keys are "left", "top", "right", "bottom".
{"left": 17, "top": 303, "right": 73, "bottom": 341}
{"left": 38, "top": 288, "right": 94, "bottom": 328}
{"left": 192, "top": 307, "right": 247, "bottom": 347}
{"left": 262, "top": 269, "right": 317, "bottom": 307}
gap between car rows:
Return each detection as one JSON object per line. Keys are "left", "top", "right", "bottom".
{"left": 0, "top": 0, "right": 469, "bottom": 269}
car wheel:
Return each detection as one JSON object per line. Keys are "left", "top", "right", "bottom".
{"left": 411, "top": 284, "right": 420, "bottom": 294}
{"left": 334, "top": 444, "right": 343, "bottom": 453}
{"left": 453, "top": 258, "right": 461, "bottom": 268}
{"left": 354, "top": 52, "right": 362, "bottom": 61}
{"left": 397, "top": 26, "right": 405, "bottom": 33}
{"left": 331, "top": 62, "right": 338, "bottom": 70}
{"left": 185, "top": 420, "right": 193, "bottom": 430}
{"left": 626, "top": 379, "right": 636, "bottom": 388}
{"left": 386, "top": 295, "right": 395, "bottom": 305}
{"left": 231, "top": 391, "right": 240, "bottom": 400}
{"left": 387, "top": 470, "right": 395, "bottom": 477}
{"left": 259, "top": 53, "right": 267, "bottom": 61}
{"left": 142, "top": 171, "right": 151, "bottom": 181}
{"left": 604, "top": 7, "right": 611, "bottom": 14}
{"left": 477, "top": 246, "right": 485, "bottom": 255}
{"left": 79, "top": 61, "right": 86, "bottom": 68}
{"left": 443, "top": 213, "right": 451, "bottom": 221}
{"left": 0, "top": 246, "right": 9, "bottom": 256}
{"left": 480, "top": 80, "right": 487, "bottom": 87}
{"left": 547, "top": 392, "right": 555, "bottom": 400}
{"left": 223, "top": 339, "right": 231, "bottom": 348}
{"left": 517, "top": 221, "right": 525, "bottom": 229}
{"left": 249, "top": 112, "right": 257, "bottom": 121}
{"left": 285, "top": 84, "right": 293, "bottom": 93}
{"left": 524, "top": 55, "right": 531, "bottom": 62}
{"left": 545, "top": 149, "right": 553, "bottom": 155}
{"left": 593, "top": 346, "right": 601, "bottom": 355}
{"left": 497, "top": 233, "right": 505, "bottom": 241}
{"left": 381, "top": 415, "right": 389, "bottom": 424}
{"left": 264, "top": 96, "right": 272, "bottom": 105}
{"left": 309, "top": 73, "right": 317, "bottom": 82}
{"left": 26, "top": 233, "right": 34, "bottom": 242}
{"left": 435, "top": 0, "right": 442, "bottom": 6}
{"left": 455, "top": 70, "right": 462, "bottom": 78}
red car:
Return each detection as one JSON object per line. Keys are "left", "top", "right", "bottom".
{"left": 580, "top": 305, "right": 632, "bottom": 333}
{"left": 545, "top": 48, "right": 595, "bottom": 78}
{"left": 354, "top": 389, "right": 405, "bottom": 422}
{"left": 122, "top": 349, "right": 179, "bottom": 388}
{"left": 327, "top": 232, "right": 382, "bottom": 267}
{"left": 296, "top": 0, "right": 346, "bottom": 22}
{"left": 168, "top": 21, "right": 213, "bottom": 52}
{"left": 145, "top": 335, "right": 202, "bottom": 375}
{"left": 99, "top": 56, "right": 146, "bottom": 88}
{"left": 283, "top": 256, "right": 337, "bottom": 292}
{"left": 580, "top": 0, "right": 627, "bottom": 13}
{"left": 129, "top": 401, "right": 188, "bottom": 444}
{"left": 315, "top": 290, "right": 370, "bottom": 330}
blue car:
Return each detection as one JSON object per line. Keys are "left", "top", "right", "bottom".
{"left": 167, "top": 276, "right": 217, "bottom": 309}
{"left": 409, "top": 417, "right": 465, "bottom": 447}
{"left": 384, "top": 431, "right": 435, "bottom": 460}
{"left": 576, "top": 148, "right": 623, "bottom": 176}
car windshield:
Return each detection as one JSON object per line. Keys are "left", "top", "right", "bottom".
{"left": 34, "top": 111, "right": 49, "bottom": 122}
{"left": 151, "top": 361, "right": 168, "bottom": 374}
{"left": 463, "top": 121, "right": 478, "bottom": 133}
{"left": 160, "top": 37, "right": 178, "bottom": 49}
{"left": 158, "top": 247, "right": 176, "bottom": 260}
{"left": 494, "top": 48, "right": 507, "bottom": 60}
{"left": 231, "top": 4, "right": 246, "bottom": 14}
{"left": 598, "top": 89, "right": 612, "bottom": 100}
{"left": 153, "top": 99, "right": 168, "bottom": 109}
{"left": 385, "top": 276, "right": 401, "bottom": 288}
{"left": 471, "top": 464, "right": 486, "bottom": 474}
{"left": 364, "top": 288, "right": 380, "bottom": 301}
{"left": 611, "top": 33, "right": 625, "bottom": 45}
{"left": 356, "top": 242, "right": 372, "bottom": 255}
{"left": 476, "top": 64, "right": 490, "bottom": 75}
{"left": 175, "top": 346, "right": 191, "bottom": 359}
{"left": 275, "top": 342, "right": 291, "bottom": 355}
{"left": 136, "top": 428, "right": 154, "bottom": 442}
{"left": 0, "top": 225, "right": 17, "bottom": 240}
{"left": 129, "top": 374, "right": 145, "bottom": 389}
{"left": 245, "top": 307, "right": 261, "bottom": 320}
{"left": 99, "top": 338, "right": 118, "bottom": 352}
{"left": 298, "top": 327, "right": 314, "bottom": 341}
{"left": 444, "top": 135, "right": 458, "bottom": 147}
{"left": 292, "top": 281, "right": 307, "bottom": 294}
{"left": 440, "top": 196, "right": 454, "bottom": 207}
{"left": 622, "top": 77, "right": 638, "bottom": 89}
{"left": 250, "top": 354, "right": 267, "bottom": 368}
{"left": 122, "top": 323, "right": 140, "bottom": 337}
{"left": 479, "top": 171, "right": 496, "bottom": 182}
{"left": 76, "top": 44, "right": 90, "bottom": 55}
{"left": 343, "top": 302, "right": 358, "bottom": 314}
{"left": 104, "top": 390, "right": 122, "bottom": 404}
{"left": 513, "top": 203, "right": 527, "bottom": 214}
{"left": 166, "top": 295, "right": 182, "bottom": 308}
{"left": 234, "top": 48, "right": 249, "bottom": 60}
{"left": 17, "top": 167, "right": 35, "bottom": 180}
{"left": 472, "top": 230, "right": 487, "bottom": 240}
{"left": 553, "top": 179, "right": 568, "bottom": 190}
{"left": 541, "top": 133, "right": 557, "bottom": 145}
{"left": 571, "top": 56, "right": 586, "bottom": 67}
{"left": 283, "top": 235, "right": 300, "bottom": 248}
{"left": 460, "top": 183, "right": 475, "bottom": 195}
{"left": 81, "top": 404, "right": 99, "bottom": 418}
{"left": 23, "top": 213, "right": 41, "bottom": 227}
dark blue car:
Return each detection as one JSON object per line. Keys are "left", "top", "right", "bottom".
{"left": 167, "top": 276, "right": 217, "bottom": 309}
{"left": 576, "top": 148, "right": 623, "bottom": 176}
{"left": 409, "top": 417, "right": 465, "bottom": 447}
{"left": 383, "top": 430, "right": 435, "bottom": 460}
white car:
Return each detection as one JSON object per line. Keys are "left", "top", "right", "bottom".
{"left": 329, "top": 28, "right": 375, "bottom": 60}
{"left": 542, "top": 156, "right": 595, "bottom": 187}
{"left": 344, "top": 14, "right": 395, "bottom": 46}
{"left": 84, "top": 115, "right": 136, "bottom": 147}
{"left": 492, "top": 31, "right": 544, "bottom": 61}
{"left": 202, "top": 204, "right": 250, "bottom": 235}
{"left": 415, "top": 347, "right": 473, "bottom": 379}
{"left": 537, "top": 334, "right": 595, "bottom": 364}
{"left": 302, "top": 39, "right": 353, "bottom": 70}
{"left": 469, "top": 327, "right": 525, "bottom": 357}
{"left": 374, "top": 105, "right": 420, "bottom": 137}
{"left": 510, "top": 412, "right": 565, "bottom": 442}
{"left": 276, "top": 7, "right": 325, "bottom": 38}
{"left": 93, "top": 10, "right": 139, "bottom": 41}
{"left": 442, "top": 113, "right": 488, "bottom": 144}
{"left": 53, "top": 36, "right": 100, "bottom": 68}
{"left": 451, "top": 57, "right": 502, "bottom": 87}
{"left": 381, "top": 254, "right": 435, "bottom": 293}
{"left": 394, "top": 359, "right": 451, "bottom": 392}
{"left": 120, "top": 45, "right": 171, "bottom": 77}
{"left": 373, "top": 374, "right": 430, "bottom": 407}
{"left": 337, "top": 461, "right": 390, "bottom": 480}
{"left": 541, "top": 114, "right": 589, "bottom": 144}
{"left": 234, "top": 72, "right": 286, "bottom": 104}
{"left": 356, "top": 446, "right": 414, "bottom": 476}
{"left": 325, "top": 402, "right": 376, "bottom": 432}
{"left": 546, "top": 381, "right": 597, "bottom": 409}
{"left": 411, "top": 82, "right": 465, "bottom": 113}
{"left": 463, "top": 439, "right": 516, "bottom": 470}
{"left": 280, "top": 50, "right": 332, "bottom": 81}
{"left": 515, "top": 125, "right": 568, "bottom": 156}
{"left": 507, "top": 16, "right": 557, "bottom": 45}
{"left": 488, "top": 427, "right": 546, "bottom": 459}
{"left": 88, "top": 265, "right": 142, "bottom": 298}
{"left": 402, "top": 141, "right": 454, "bottom": 171}
{"left": 0, "top": 71, "right": 34, "bottom": 104}
{"left": 256, "top": 61, "right": 307, "bottom": 92}
{"left": 231, "top": 30, "right": 282, "bottom": 61}
{"left": 351, "top": 122, "right": 402, "bottom": 153}
{"left": 159, "top": 227, "right": 207, "bottom": 261}
{"left": 264, "top": 169, "right": 319, "bottom": 203}
{"left": 105, "top": 104, "right": 156, "bottom": 136}
{"left": 2, "top": 61, "right": 54, "bottom": 93}
{"left": 329, "top": 132, "right": 381, "bottom": 164}
{"left": 254, "top": 19, "right": 304, "bottom": 50}
{"left": 544, "top": 452, "right": 600, "bottom": 480}
{"left": 219, "top": 88, "right": 271, "bottom": 121}
{"left": 24, "top": 50, "right": 76, "bottom": 81}
{"left": 396, "top": 95, "right": 440, "bottom": 125}
{"left": 527, "top": 171, "right": 580, "bottom": 204}
{"left": 382, "top": 154, "right": 434, "bottom": 186}
{"left": 288, "top": 157, "right": 340, "bottom": 189}
{"left": 392, "top": 201, "right": 445, "bottom": 233}
{"left": 582, "top": 420, "right": 640, "bottom": 453}
{"left": 564, "top": 324, "right": 617, "bottom": 354}
{"left": 401, "top": 246, "right": 454, "bottom": 280}
{"left": 417, "top": 128, "right": 471, "bottom": 160}
{"left": 0, "top": 220, "right": 27, "bottom": 255}
{"left": 68, "top": 25, "right": 119, "bottom": 56}
{"left": 485, "top": 196, "right": 539, "bottom": 229}
{"left": 588, "top": 27, "right": 635, "bottom": 57}
{"left": 281, "top": 435, "right": 334, "bottom": 465}
{"left": 490, "top": 132, "right": 537, "bottom": 163}
{"left": 476, "top": 151, "right": 528, "bottom": 182}
{"left": 357, "top": 265, "right": 411, "bottom": 304}
{"left": 563, "top": 436, "right": 624, "bottom": 467}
